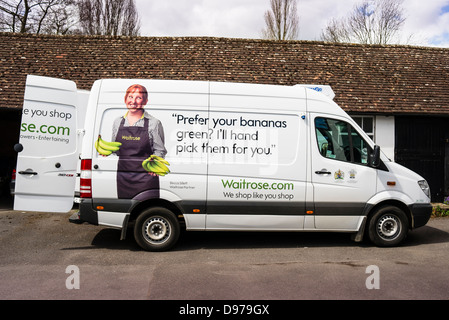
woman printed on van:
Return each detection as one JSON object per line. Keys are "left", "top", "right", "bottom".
{"left": 110, "top": 84, "right": 167, "bottom": 199}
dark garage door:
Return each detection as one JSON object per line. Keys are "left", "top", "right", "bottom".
{"left": 395, "top": 116, "right": 449, "bottom": 202}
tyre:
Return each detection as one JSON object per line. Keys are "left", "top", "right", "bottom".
{"left": 134, "top": 207, "right": 180, "bottom": 251}
{"left": 368, "top": 205, "right": 409, "bottom": 247}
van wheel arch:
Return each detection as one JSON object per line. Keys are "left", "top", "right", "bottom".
{"left": 129, "top": 198, "right": 185, "bottom": 225}
{"left": 367, "top": 200, "right": 412, "bottom": 228}
{"left": 366, "top": 202, "right": 411, "bottom": 247}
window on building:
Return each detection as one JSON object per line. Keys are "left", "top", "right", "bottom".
{"left": 352, "top": 116, "right": 374, "bottom": 141}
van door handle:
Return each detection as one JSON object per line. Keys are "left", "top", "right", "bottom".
{"left": 315, "top": 169, "right": 331, "bottom": 175}
{"left": 18, "top": 170, "right": 38, "bottom": 175}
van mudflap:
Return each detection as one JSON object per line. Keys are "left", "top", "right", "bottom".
{"left": 68, "top": 211, "right": 84, "bottom": 224}
{"left": 71, "top": 199, "right": 99, "bottom": 225}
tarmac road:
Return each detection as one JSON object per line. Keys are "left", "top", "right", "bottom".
{"left": 1, "top": 203, "right": 449, "bottom": 302}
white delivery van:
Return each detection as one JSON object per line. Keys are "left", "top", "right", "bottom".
{"left": 14, "top": 75, "right": 432, "bottom": 251}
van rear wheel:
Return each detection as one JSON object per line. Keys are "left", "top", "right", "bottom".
{"left": 368, "top": 205, "right": 408, "bottom": 247}
{"left": 134, "top": 207, "right": 180, "bottom": 251}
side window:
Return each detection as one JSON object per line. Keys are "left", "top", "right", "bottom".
{"left": 315, "top": 117, "right": 371, "bottom": 165}
{"left": 350, "top": 126, "right": 370, "bottom": 164}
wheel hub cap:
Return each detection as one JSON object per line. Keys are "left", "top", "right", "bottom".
{"left": 144, "top": 217, "right": 169, "bottom": 243}
{"left": 377, "top": 215, "right": 400, "bottom": 239}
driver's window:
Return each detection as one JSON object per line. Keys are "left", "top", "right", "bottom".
{"left": 351, "top": 128, "right": 370, "bottom": 164}
{"left": 315, "top": 117, "right": 370, "bottom": 165}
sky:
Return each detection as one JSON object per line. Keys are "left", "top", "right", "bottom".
{"left": 134, "top": 0, "right": 449, "bottom": 48}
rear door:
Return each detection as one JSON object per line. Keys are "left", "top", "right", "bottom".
{"left": 14, "top": 75, "right": 79, "bottom": 212}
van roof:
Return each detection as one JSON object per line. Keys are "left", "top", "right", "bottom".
{"left": 96, "top": 78, "right": 334, "bottom": 100}
{"left": 295, "top": 85, "right": 335, "bottom": 100}
{"left": 94, "top": 78, "right": 337, "bottom": 113}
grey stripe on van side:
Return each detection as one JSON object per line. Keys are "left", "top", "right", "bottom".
{"left": 91, "top": 198, "right": 366, "bottom": 217}
{"left": 313, "top": 202, "right": 367, "bottom": 216}
{"left": 204, "top": 200, "right": 306, "bottom": 215}
{"left": 181, "top": 200, "right": 365, "bottom": 216}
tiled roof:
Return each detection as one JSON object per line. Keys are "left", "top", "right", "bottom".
{"left": 0, "top": 32, "right": 448, "bottom": 115}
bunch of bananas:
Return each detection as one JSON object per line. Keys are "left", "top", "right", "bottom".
{"left": 95, "top": 135, "right": 122, "bottom": 156}
{"left": 142, "top": 155, "right": 170, "bottom": 176}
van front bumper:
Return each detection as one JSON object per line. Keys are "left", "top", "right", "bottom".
{"left": 409, "top": 203, "right": 432, "bottom": 228}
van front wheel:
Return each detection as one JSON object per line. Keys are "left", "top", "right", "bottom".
{"left": 134, "top": 207, "right": 180, "bottom": 251}
{"left": 368, "top": 206, "right": 408, "bottom": 247}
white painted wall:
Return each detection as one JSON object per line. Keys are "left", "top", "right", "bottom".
{"left": 374, "top": 116, "right": 395, "bottom": 161}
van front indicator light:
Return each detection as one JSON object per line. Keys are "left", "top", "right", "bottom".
{"left": 418, "top": 180, "right": 430, "bottom": 198}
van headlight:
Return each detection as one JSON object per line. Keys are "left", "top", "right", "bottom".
{"left": 418, "top": 180, "right": 430, "bottom": 198}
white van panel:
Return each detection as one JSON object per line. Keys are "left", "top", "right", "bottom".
{"left": 90, "top": 79, "right": 209, "bottom": 207}
{"left": 97, "top": 79, "right": 210, "bottom": 108}
{"left": 184, "top": 214, "right": 206, "bottom": 230}
{"left": 161, "top": 174, "right": 206, "bottom": 203}
{"left": 14, "top": 75, "right": 79, "bottom": 212}
{"left": 14, "top": 194, "right": 73, "bottom": 212}
{"left": 206, "top": 84, "right": 308, "bottom": 226}
{"left": 91, "top": 169, "right": 118, "bottom": 198}
{"left": 206, "top": 215, "right": 304, "bottom": 231}
{"left": 314, "top": 216, "right": 364, "bottom": 231}
{"left": 209, "top": 95, "right": 306, "bottom": 110}
{"left": 377, "top": 162, "right": 428, "bottom": 203}
{"left": 97, "top": 211, "right": 128, "bottom": 228}
{"left": 306, "top": 92, "right": 347, "bottom": 117}
{"left": 210, "top": 82, "right": 307, "bottom": 111}
{"left": 210, "top": 81, "right": 307, "bottom": 100}
{"left": 99, "top": 78, "right": 210, "bottom": 94}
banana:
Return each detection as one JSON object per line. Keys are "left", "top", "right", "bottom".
{"left": 101, "top": 138, "right": 122, "bottom": 148}
{"left": 95, "top": 139, "right": 112, "bottom": 156}
{"left": 142, "top": 158, "right": 151, "bottom": 171}
{"left": 95, "top": 135, "right": 121, "bottom": 156}
{"left": 98, "top": 139, "right": 120, "bottom": 152}
{"left": 147, "top": 161, "right": 167, "bottom": 176}
{"left": 98, "top": 135, "right": 122, "bottom": 152}
{"left": 142, "top": 155, "right": 171, "bottom": 176}
{"left": 152, "top": 159, "right": 170, "bottom": 173}
{"left": 151, "top": 155, "right": 170, "bottom": 165}
{"left": 142, "top": 159, "right": 156, "bottom": 173}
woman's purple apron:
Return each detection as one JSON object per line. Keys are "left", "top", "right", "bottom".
{"left": 115, "top": 117, "right": 159, "bottom": 199}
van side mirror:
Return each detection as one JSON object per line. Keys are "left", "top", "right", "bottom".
{"left": 370, "top": 145, "right": 381, "bottom": 168}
